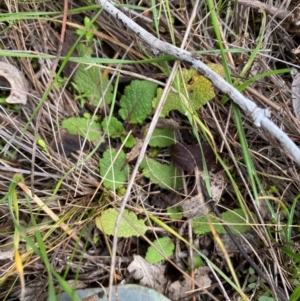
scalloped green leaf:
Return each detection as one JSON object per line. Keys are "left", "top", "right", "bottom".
{"left": 167, "top": 206, "right": 183, "bottom": 220}
{"left": 149, "top": 128, "right": 174, "bottom": 148}
{"left": 192, "top": 212, "right": 224, "bottom": 235}
{"left": 140, "top": 157, "right": 182, "bottom": 190}
{"left": 101, "top": 116, "right": 125, "bottom": 138}
{"left": 192, "top": 209, "right": 253, "bottom": 235}
{"left": 99, "top": 148, "right": 129, "bottom": 190}
{"left": 152, "top": 64, "right": 225, "bottom": 117}
{"left": 221, "top": 209, "right": 252, "bottom": 234}
{"left": 95, "top": 208, "right": 147, "bottom": 238}
{"left": 187, "top": 256, "right": 204, "bottom": 269}
{"left": 77, "top": 43, "right": 93, "bottom": 57}
{"left": 119, "top": 80, "right": 158, "bottom": 124}
{"left": 73, "top": 44, "right": 114, "bottom": 106}
{"left": 121, "top": 134, "right": 136, "bottom": 148}
{"left": 101, "top": 117, "right": 136, "bottom": 148}
{"left": 61, "top": 116, "right": 101, "bottom": 142}
{"left": 145, "top": 237, "right": 175, "bottom": 264}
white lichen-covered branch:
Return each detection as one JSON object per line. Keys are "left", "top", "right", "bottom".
{"left": 96, "top": 0, "right": 300, "bottom": 166}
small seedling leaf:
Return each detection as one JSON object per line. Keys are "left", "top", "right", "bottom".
{"left": 221, "top": 209, "right": 251, "bottom": 234}
{"left": 95, "top": 208, "right": 147, "bottom": 237}
{"left": 73, "top": 44, "right": 114, "bottom": 106}
{"left": 61, "top": 117, "right": 101, "bottom": 142}
{"left": 145, "top": 237, "right": 175, "bottom": 264}
{"left": 101, "top": 116, "right": 125, "bottom": 138}
{"left": 99, "top": 148, "right": 129, "bottom": 190}
{"left": 192, "top": 209, "right": 253, "bottom": 235}
{"left": 152, "top": 65, "right": 225, "bottom": 117}
{"left": 187, "top": 256, "right": 204, "bottom": 269}
{"left": 149, "top": 128, "right": 174, "bottom": 148}
{"left": 75, "top": 17, "right": 99, "bottom": 41}
{"left": 119, "top": 80, "right": 158, "bottom": 124}
{"left": 192, "top": 212, "right": 224, "bottom": 234}
{"left": 167, "top": 206, "right": 183, "bottom": 220}
{"left": 140, "top": 157, "right": 183, "bottom": 190}
{"left": 37, "top": 137, "right": 50, "bottom": 155}
{"left": 121, "top": 134, "right": 136, "bottom": 148}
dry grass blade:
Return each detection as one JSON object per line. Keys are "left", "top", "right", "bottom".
{"left": 1, "top": 0, "right": 300, "bottom": 300}
{"left": 17, "top": 182, "right": 84, "bottom": 248}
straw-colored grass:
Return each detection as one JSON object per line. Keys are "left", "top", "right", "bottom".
{"left": 1, "top": 1, "right": 300, "bottom": 300}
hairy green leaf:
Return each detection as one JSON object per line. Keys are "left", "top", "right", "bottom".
{"left": 221, "top": 209, "right": 252, "bottom": 234}
{"left": 192, "top": 212, "right": 224, "bottom": 235}
{"left": 140, "top": 157, "right": 182, "bottom": 190}
{"left": 119, "top": 80, "right": 158, "bottom": 124}
{"left": 192, "top": 209, "right": 253, "bottom": 235}
{"left": 73, "top": 44, "right": 114, "bottom": 106}
{"left": 152, "top": 65, "right": 225, "bottom": 117}
{"left": 167, "top": 206, "right": 183, "bottom": 220}
{"left": 149, "top": 128, "right": 174, "bottom": 148}
{"left": 187, "top": 256, "right": 204, "bottom": 269}
{"left": 145, "top": 237, "right": 175, "bottom": 264}
{"left": 61, "top": 116, "right": 101, "bottom": 142}
{"left": 101, "top": 116, "right": 125, "bottom": 138}
{"left": 101, "top": 117, "right": 136, "bottom": 148}
{"left": 96, "top": 208, "right": 147, "bottom": 238}
{"left": 120, "top": 134, "right": 136, "bottom": 148}
{"left": 99, "top": 148, "right": 129, "bottom": 190}
{"left": 77, "top": 44, "right": 93, "bottom": 57}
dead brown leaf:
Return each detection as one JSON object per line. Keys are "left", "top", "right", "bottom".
{"left": 167, "top": 266, "right": 211, "bottom": 300}
{"left": 127, "top": 255, "right": 168, "bottom": 293}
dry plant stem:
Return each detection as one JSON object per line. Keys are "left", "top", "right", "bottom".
{"left": 17, "top": 182, "right": 84, "bottom": 248}
{"left": 237, "top": 0, "right": 297, "bottom": 23}
{"left": 183, "top": 3, "right": 200, "bottom": 298}
{"left": 206, "top": 260, "right": 230, "bottom": 301}
{"left": 245, "top": 86, "right": 281, "bottom": 112}
{"left": 105, "top": 63, "right": 181, "bottom": 300}
{"left": 188, "top": 221, "right": 195, "bottom": 301}
{"left": 208, "top": 102, "right": 288, "bottom": 298}
{"left": 95, "top": 1, "right": 296, "bottom": 299}
{"left": 96, "top": 0, "right": 300, "bottom": 167}
{"left": 30, "top": 0, "right": 68, "bottom": 193}
{"left": 103, "top": 1, "right": 200, "bottom": 298}
{"left": 207, "top": 198, "right": 288, "bottom": 301}
{"left": 93, "top": 2, "right": 294, "bottom": 300}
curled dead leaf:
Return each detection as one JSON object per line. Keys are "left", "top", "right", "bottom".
{"left": 181, "top": 171, "right": 225, "bottom": 219}
{"left": 155, "top": 117, "right": 182, "bottom": 130}
{"left": 170, "top": 143, "right": 202, "bottom": 173}
{"left": 127, "top": 255, "right": 167, "bottom": 293}
{"left": 182, "top": 193, "right": 210, "bottom": 219}
{"left": 0, "top": 62, "right": 28, "bottom": 105}
{"left": 214, "top": 231, "right": 258, "bottom": 256}
{"left": 170, "top": 143, "right": 217, "bottom": 173}
{"left": 126, "top": 138, "right": 143, "bottom": 163}
{"left": 168, "top": 266, "right": 211, "bottom": 300}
